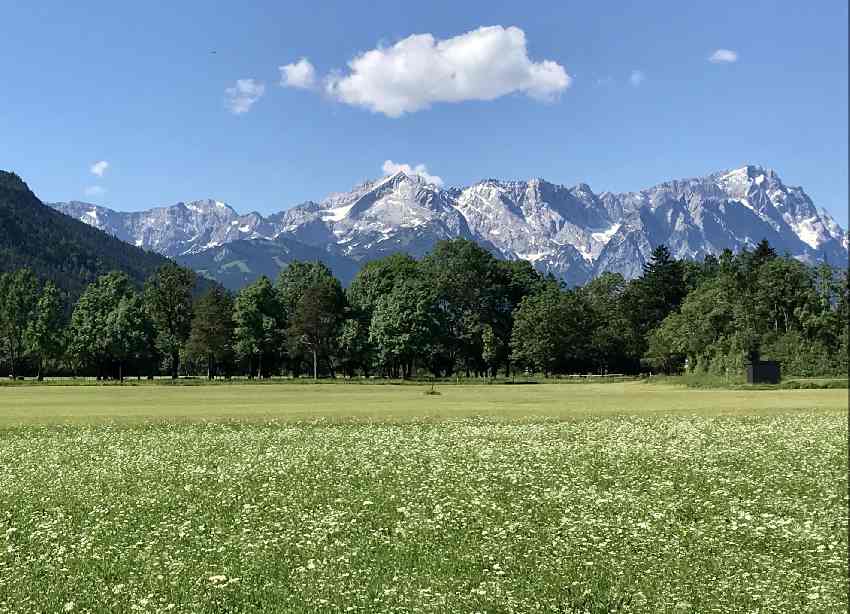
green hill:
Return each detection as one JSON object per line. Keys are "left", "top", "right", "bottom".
{"left": 0, "top": 170, "right": 204, "bottom": 303}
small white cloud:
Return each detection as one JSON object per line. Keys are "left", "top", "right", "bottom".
{"left": 629, "top": 70, "right": 645, "bottom": 87}
{"left": 322, "top": 25, "right": 571, "bottom": 117}
{"left": 382, "top": 160, "right": 444, "bottom": 186}
{"left": 90, "top": 160, "right": 109, "bottom": 177}
{"left": 84, "top": 185, "right": 106, "bottom": 197}
{"left": 709, "top": 49, "right": 738, "bottom": 63}
{"left": 280, "top": 58, "right": 317, "bottom": 89}
{"left": 225, "top": 79, "right": 265, "bottom": 114}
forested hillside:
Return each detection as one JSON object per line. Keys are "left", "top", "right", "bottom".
{"left": 0, "top": 171, "right": 196, "bottom": 304}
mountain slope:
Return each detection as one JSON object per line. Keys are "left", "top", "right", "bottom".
{"left": 51, "top": 165, "right": 848, "bottom": 288}
{"left": 177, "top": 237, "right": 359, "bottom": 290}
{"left": 0, "top": 171, "right": 203, "bottom": 303}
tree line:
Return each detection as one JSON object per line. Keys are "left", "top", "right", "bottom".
{"left": 0, "top": 238, "right": 846, "bottom": 380}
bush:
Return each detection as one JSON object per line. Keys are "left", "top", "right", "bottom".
{"left": 780, "top": 379, "right": 848, "bottom": 390}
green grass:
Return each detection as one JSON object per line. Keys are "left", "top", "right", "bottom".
{"left": 0, "top": 384, "right": 846, "bottom": 612}
{"left": 0, "top": 381, "right": 846, "bottom": 425}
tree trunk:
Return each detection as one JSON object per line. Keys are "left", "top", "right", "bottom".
{"left": 257, "top": 353, "right": 263, "bottom": 379}
{"left": 171, "top": 350, "right": 179, "bottom": 379}
{"left": 118, "top": 361, "right": 124, "bottom": 383}
{"left": 36, "top": 357, "right": 43, "bottom": 382}
{"left": 207, "top": 353, "right": 214, "bottom": 380}
{"left": 8, "top": 341, "right": 15, "bottom": 379}
{"left": 312, "top": 350, "right": 318, "bottom": 380}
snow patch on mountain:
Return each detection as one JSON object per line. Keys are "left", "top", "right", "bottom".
{"left": 321, "top": 202, "right": 356, "bottom": 222}
{"left": 516, "top": 251, "right": 551, "bottom": 263}
{"left": 790, "top": 217, "right": 823, "bottom": 249}
{"left": 591, "top": 223, "right": 621, "bottom": 243}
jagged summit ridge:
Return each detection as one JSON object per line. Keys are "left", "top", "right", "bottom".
{"left": 52, "top": 198, "right": 275, "bottom": 256}
{"left": 51, "top": 165, "right": 848, "bottom": 287}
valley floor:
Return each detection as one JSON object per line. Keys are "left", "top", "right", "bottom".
{"left": 0, "top": 384, "right": 846, "bottom": 612}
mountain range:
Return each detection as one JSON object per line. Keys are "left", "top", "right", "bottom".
{"left": 51, "top": 165, "right": 848, "bottom": 289}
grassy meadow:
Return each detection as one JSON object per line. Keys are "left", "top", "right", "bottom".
{"left": 0, "top": 382, "right": 846, "bottom": 612}
{"left": 0, "top": 380, "right": 846, "bottom": 424}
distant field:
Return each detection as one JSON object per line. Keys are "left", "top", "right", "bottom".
{"left": 0, "top": 384, "right": 846, "bottom": 612}
{"left": 0, "top": 381, "right": 846, "bottom": 425}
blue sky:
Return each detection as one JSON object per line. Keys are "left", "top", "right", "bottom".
{"left": 1, "top": 1, "right": 847, "bottom": 225}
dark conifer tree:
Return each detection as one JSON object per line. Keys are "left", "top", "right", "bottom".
{"left": 187, "top": 287, "right": 235, "bottom": 379}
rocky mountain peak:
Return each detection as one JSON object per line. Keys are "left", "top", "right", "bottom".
{"left": 50, "top": 165, "right": 847, "bottom": 289}
{"left": 711, "top": 164, "right": 780, "bottom": 197}
{"left": 179, "top": 199, "right": 237, "bottom": 215}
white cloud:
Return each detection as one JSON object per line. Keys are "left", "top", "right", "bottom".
{"left": 280, "top": 58, "right": 317, "bottom": 89}
{"left": 321, "top": 25, "right": 570, "bottom": 117}
{"left": 90, "top": 160, "right": 109, "bottom": 177}
{"left": 709, "top": 49, "right": 738, "bottom": 63}
{"left": 629, "top": 70, "right": 645, "bottom": 87}
{"left": 225, "top": 79, "right": 265, "bottom": 114}
{"left": 84, "top": 185, "right": 106, "bottom": 197}
{"left": 382, "top": 160, "right": 443, "bottom": 186}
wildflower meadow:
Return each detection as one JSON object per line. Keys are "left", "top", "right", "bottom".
{"left": 0, "top": 384, "right": 846, "bottom": 612}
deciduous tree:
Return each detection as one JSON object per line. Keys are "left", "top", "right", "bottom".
{"left": 233, "top": 276, "right": 284, "bottom": 378}
{"left": 369, "top": 281, "right": 435, "bottom": 379}
{"left": 510, "top": 286, "right": 591, "bottom": 375}
{"left": 289, "top": 277, "right": 344, "bottom": 379}
{"left": 68, "top": 272, "right": 147, "bottom": 379}
{"left": 144, "top": 264, "right": 195, "bottom": 378}
{"left": 106, "top": 293, "right": 153, "bottom": 381}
